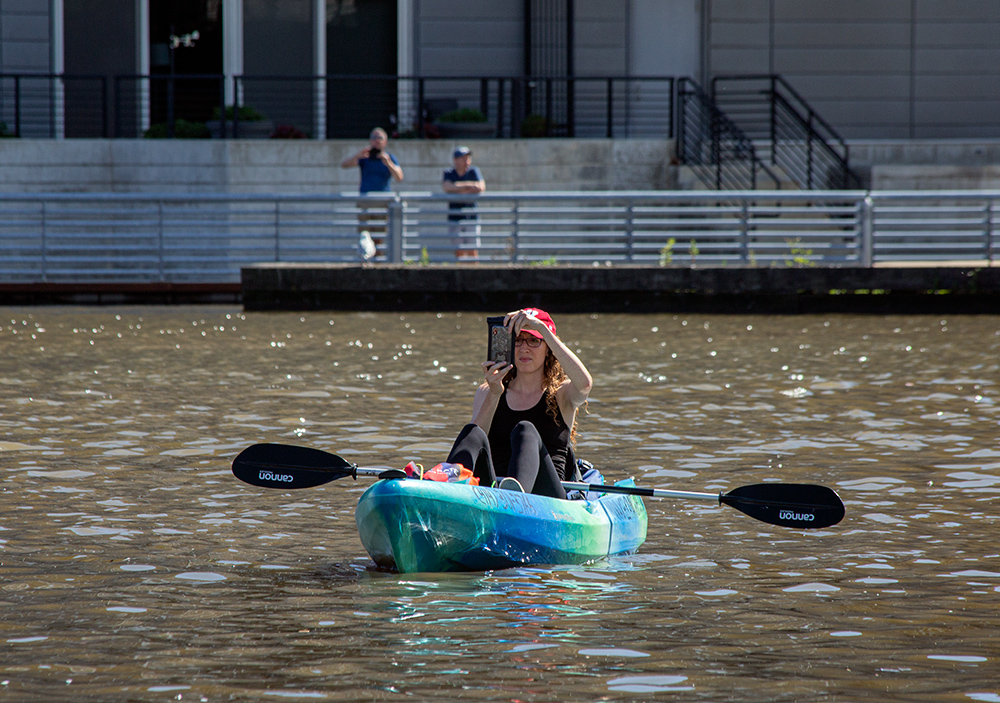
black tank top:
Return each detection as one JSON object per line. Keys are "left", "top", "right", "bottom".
{"left": 488, "top": 390, "right": 570, "bottom": 479}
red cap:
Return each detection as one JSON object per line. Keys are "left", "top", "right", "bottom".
{"left": 521, "top": 308, "right": 556, "bottom": 339}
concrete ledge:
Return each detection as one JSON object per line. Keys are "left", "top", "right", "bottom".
{"left": 0, "top": 282, "right": 242, "bottom": 306}
{"left": 241, "top": 264, "right": 1000, "bottom": 314}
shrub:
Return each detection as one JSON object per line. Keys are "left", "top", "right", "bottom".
{"left": 520, "top": 114, "right": 546, "bottom": 137}
{"left": 270, "top": 124, "right": 308, "bottom": 139}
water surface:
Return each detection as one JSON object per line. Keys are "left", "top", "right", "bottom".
{"left": 2, "top": 308, "right": 999, "bottom": 701}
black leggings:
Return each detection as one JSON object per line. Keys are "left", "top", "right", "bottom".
{"left": 446, "top": 422, "right": 567, "bottom": 499}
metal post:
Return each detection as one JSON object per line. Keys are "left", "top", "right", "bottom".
{"left": 219, "top": 77, "right": 227, "bottom": 138}
{"left": 274, "top": 201, "right": 280, "bottom": 262}
{"left": 158, "top": 199, "right": 165, "bottom": 281}
{"left": 606, "top": 78, "right": 613, "bottom": 138}
{"left": 14, "top": 76, "right": 21, "bottom": 136}
{"left": 807, "top": 114, "right": 815, "bottom": 189}
{"left": 234, "top": 76, "right": 241, "bottom": 137}
{"left": 625, "top": 203, "right": 634, "bottom": 261}
{"left": 40, "top": 200, "right": 47, "bottom": 281}
{"left": 860, "top": 195, "right": 874, "bottom": 267}
{"left": 496, "top": 79, "right": 505, "bottom": 137}
{"left": 984, "top": 201, "right": 994, "bottom": 263}
{"left": 740, "top": 201, "right": 750, "bottom": 263}
{"left": 417, "top": 78, "right": 425, "bottom": 138}
{"left": 567, "top": 77, "right": 575, "bottom": 138}
{"left": 545, "top": 78, "right": 553, "bottom": 136}
{"left": 101, "top": 76, "right": 109, "bottom": 138}
{"left": 388, "top": 198, "right": 404, "bottom": 263}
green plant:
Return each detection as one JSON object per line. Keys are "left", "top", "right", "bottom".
{"left": 419, "top": 247, "right": 430, "bottom": 265}
{"left": 211, "top": 105, "right": 267, "bottom": 122}
{"left": 659, "top": 237, "right": 676, "bottom": 266}
{"left": 520, "top": 114, "right": 546, "bottom": 138}
{"left": 143, "top": 119, "right": 211, "bottom": 139}
{"left": 530, "top": 256, "right": 558, "bottom": 267}
{"left": 785, "top": 237, "right": 816, "bottom": 267}
{"left": 689, "top": 239, "right": 699, "bottom": 263}
{"left": 437, "top": 108, "right": 486, "bottom": 124}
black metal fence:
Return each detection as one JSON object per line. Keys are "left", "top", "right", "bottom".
{"left": 712, "top": 75, "right": 863, "bottom": 190}
{"left": 0, "top": 73, "right": 674, "bottom": 141}
{"left": 676, "top": 78, "right": 781, "bottom": 190}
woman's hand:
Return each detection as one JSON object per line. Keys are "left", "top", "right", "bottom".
{"left": 504, "top": 309, "right": 547, "bottom": 338}
{"left": 481, "top": 360, "right": 512, "bottom": 394}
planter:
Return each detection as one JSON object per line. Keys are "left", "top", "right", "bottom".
{"left": 434, "top": 122, "right": 496, "bottom": 139}
{"left": 206, "top": 120, "right": 275, "bottom": 139}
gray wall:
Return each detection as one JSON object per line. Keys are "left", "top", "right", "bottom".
{"left": 706, "top": 0, "right": 1000, "bottom": 139}
{"left": 0, "top": 0, "right": 51, "bottom": 73}
{"left": 0, "top": 138, "right": 674, "bottom": 193}
{"left": 415, "top": 0, "right": 523, "bottom": 76}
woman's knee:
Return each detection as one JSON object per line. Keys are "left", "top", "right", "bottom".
{"left": 510, "top": 421, "right": 541, "bottom": 443}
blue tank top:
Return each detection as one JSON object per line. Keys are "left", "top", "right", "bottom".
{"left": 488, "top": 390, "right": 570, "bottom": 479}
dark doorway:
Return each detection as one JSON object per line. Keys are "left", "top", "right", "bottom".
{"left": 326, "top": 0, "right": 398, "bottom": 138}
{"left": 149, "top": 0, "right": 224, "bottom": 128}
{"left": 64, "top": 0, "right": 136, "bottom": 137}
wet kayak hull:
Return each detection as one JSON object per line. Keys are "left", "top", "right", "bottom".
{"left": 355, "top": 478, "right": 647, "bottom": 573}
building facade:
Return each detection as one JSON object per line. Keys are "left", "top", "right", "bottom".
{"left": 1, "top": 0, "right": 998, "bottom": 139}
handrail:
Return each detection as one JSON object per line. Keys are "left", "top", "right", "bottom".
{"left": 676, "top": 77, "right": 782, "bottom": 190}
{"left": 4, "top": 190, "right": 995, "bottom": 283}
{"left": 711, "top": 74, "right": 862, "bottom": 190}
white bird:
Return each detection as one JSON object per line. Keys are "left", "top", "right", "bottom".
{"left": 358, "top": 230, "right": 376, "bottom": 263}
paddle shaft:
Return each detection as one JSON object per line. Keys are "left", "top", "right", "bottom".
{"left": 562, "top": 481, "right": 719, "bottom": 503}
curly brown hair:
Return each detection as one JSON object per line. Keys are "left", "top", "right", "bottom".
{"left": 504, "top": 348, "right": 578, "bottom": 444}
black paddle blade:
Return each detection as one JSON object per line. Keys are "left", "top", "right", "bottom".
{"left": 721, "top": 483, "right": 845, "bottom": 529}
{"left": 232, "top": 443, "right": 356, "bottom": 490}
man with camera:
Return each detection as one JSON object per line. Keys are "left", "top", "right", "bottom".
{"left": 341, "top": 128, "right": 404, "bottom": 258}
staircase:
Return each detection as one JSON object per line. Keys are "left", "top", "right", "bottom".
{"left": 675, "top": 75, "right": 862, "bottom": 191}
{"left": 711, "top": 75, "right": 863, "bottom": 190}
{"left": 676, "top": 78, "right": 783, "bottom": 191}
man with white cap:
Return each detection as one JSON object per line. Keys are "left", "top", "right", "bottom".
{"left": 442, "top": 146, "right": 485, "bottom": 260}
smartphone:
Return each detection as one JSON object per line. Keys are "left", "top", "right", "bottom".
{"left": 487, "top": 316, "right": 513, "bottom": 364}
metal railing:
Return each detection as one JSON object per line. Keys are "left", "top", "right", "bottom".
{"left": 711, "top": 75, "right": 863, "bottom": 190}
{"left": 1, "top": 191, "right": 997, "bottom": 284}
{"left": 676, "top": 78, "right": 782, "bottom": 191}
{"left": 1, "top": 73, "right": 674, "bottom": 140}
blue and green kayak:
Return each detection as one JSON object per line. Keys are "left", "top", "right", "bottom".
{"left": 355, "top": 478, "right": 648, "bottom": 573}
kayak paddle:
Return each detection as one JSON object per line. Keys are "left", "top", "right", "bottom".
{"left": 561, "top": 480, "right": 845, "bottom": 529}
{"left": 233, "top": 443, "right": 845, "bottom": 528}
{"left": 231, "top": 443, "right": 404, "bottom": 489}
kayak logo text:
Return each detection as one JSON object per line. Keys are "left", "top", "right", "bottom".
{"left": 259, "top": 471, "right": 294, "bottom": 483}
{"left": 780, "top": 510, "right": 814, "bottom": 522}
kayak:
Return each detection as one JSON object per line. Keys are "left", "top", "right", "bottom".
{"left": 355, "top": 477, "right": 648, "bottom": 573}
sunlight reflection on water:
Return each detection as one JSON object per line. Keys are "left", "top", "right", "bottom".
{"left": 1, "top": 307, "right": 998, "bottom": 701}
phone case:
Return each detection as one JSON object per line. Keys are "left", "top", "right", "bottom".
{"left": 486, "top": 316, "right": 513, "bottom": 364}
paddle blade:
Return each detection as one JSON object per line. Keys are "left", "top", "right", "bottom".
{"left": 232, "top": 443, "right": 356, "bottom": 490}
{"left": 721, "top": 483, "right": 845, "bottom": 529}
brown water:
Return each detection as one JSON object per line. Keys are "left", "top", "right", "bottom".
{"left": 1, "top": 307, "right": 999, "bottom": 702}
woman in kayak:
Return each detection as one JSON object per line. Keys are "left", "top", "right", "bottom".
{"left": 444, "top": 308, "right": 592, "bottom": 498}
